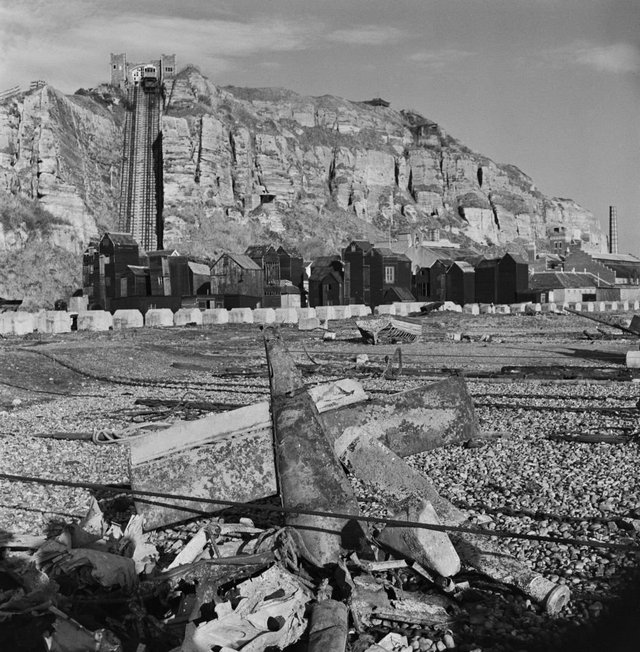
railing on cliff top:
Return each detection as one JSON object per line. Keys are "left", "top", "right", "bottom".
{"left": 0, "top": 81, "right": 47, "bottom": 102}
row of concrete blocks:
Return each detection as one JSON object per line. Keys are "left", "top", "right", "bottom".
{"left": 0, "top": 305, "right": 374, "bottom": 335}
{"left": 3, "top": 299, "right": 639, "bottom": 336}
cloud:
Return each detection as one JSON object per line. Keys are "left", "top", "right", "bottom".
{"left": 326, "top": 25, "right": 404, "bottom": 46}
{"left": 0, "top": 4, "right": 320, "bottom": 89}
{"left": 406, "top": 49, "right": 474, "bottom": 70}
{"left": 549, "top": 42, "right": 640, "bottom": 74}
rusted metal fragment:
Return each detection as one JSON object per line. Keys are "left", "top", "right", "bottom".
{"left": 265, "top": 326, "right": 362, "bottom": 566}
{"left": 451, "top": 532, "right": 571, "bottom": 615}
{"left": 335, "top": 426, "right": 467, "bottom": 526}
{"left": 308, "top": 600, "right": 349, "bottom": 652}
{"left": 321, "top": 376, "right": 480, "bottom": 457}
{"left": 375, "top": 496, "right": 461, "bottom": 577}
{"left": 351, "top": 574, "right": 456, "bottom": 628}
{"left": 130, "top": 379, "right": 367, "bottom": 530}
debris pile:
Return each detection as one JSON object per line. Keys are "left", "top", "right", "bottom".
{"left": 1, "top": 326, "right": 581, "bottom": 651}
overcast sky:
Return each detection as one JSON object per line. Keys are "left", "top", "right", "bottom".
{"left": 1, "top": 0, "right": 639, "bottom": 252}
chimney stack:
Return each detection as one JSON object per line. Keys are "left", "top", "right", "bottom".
{"left": 609, "top": 206, "right": 618, "bottom": 254}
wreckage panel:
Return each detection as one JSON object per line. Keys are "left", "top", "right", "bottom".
{"left": 130, "top": 428, "right": 276, "bottom": 530}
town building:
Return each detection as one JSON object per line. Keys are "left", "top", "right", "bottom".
{"left": 308, "top": 256, "right": 345, "bottom": 307}
{"left": 342, "top": 240, "right": 413, "bottom": 308}
{"left": 210, "top": 253, "right": 264, "bottom": 309}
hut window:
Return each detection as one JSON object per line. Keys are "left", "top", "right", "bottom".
{"left": 385, "top": 266, "right": 395, "bottom": 283}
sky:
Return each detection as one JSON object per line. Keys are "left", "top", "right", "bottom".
{"left": 1, "top": 0, "right": 639, "bottom": 253}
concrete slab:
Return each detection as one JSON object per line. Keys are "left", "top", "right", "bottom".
{"left": 392, "top": 302, "right": 410, "bottom": 316}
{"left": 174, "top": 308, "right": 203, "bottom": 326}
{"left": 349, "top": 304, "right": 372, "bottom": 317}
{"left": 274, "top": 308, "right": 299, "bottom": 324}
{"left": 296, "top": 307, "right": 317, "bottom": 320}
{"left": 77, "top": 311, "right": 112, "bottom": 331}
{"left": 113, "top": 309, "right": 144, "bottom": 329}
{"left": 229, "top": 308, "right": 254, "bottom": 324}
{"left": 252, "top": 308, "right": 276, "bottom": 324}
{"left": 41, "top": 311, "right": 72, "bottom": 333}
{"left": 316, "top": 306, "right": 337, "bottom": 321}
{"left": 145, "top": 308, "right": 174, "bottom": 327}
{"left": 299, "top": 317, "right": 321, "bottom": 331}
{"left": 332, "top": 305, "right": 352, "bottom": 320}
{"left": 202, "top": 309, "right": 229, "bottom": 325}
{"left": 11, "top": 312, "right": 34, "bottom": 336}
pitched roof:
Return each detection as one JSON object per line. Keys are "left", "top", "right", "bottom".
{"left": 126, "top": 265, "right": 149, "bottom": 277}
{"left": 245, "top": 244, "right": 276, "bottom": 258}
{"left": 451, "top": 261, "right": 475, "bottom": 272}
{"left": 147, "top": 249, "right": 180, "bottom": 257}
{"left": 385, "top": 285, "right": 416, "bottom": 301}
{"left": 529, "top": 271, "right": 610, "bottom": 290}
{"left": 187, "top": 261, "right": 211, "bottom": 276}
{"left": 221, "top": 253, "right": 263, "bottom": 270}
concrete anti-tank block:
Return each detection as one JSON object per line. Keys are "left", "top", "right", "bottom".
{"left": 332, "top": 305, "right": 352, "bottom": 320}
{"left": 585, "top": 302, "right": 595, "bottom": 312}
{"left": 349, "top": 304, "right": 372, "bottom": 317}
{"left": 145, "top": 309, "right": 174, "bottom": 327}
{"left": 174, "top": 308, "right": 203, "bottom": 326}
{"left": 316, "top": 306, "right": 337, "bottom": 321}
{"left": 463, "top": 304, "right": 480, "bottom": 315}
{"left": 297, "top": 307, "right": 317, "bottom": 320}
{"left": 113, "top": 309, "right": 144, "bottom": 329}
{"left": 202, "top": 309, "right": 229, "bottom": 325}
{"left": 440, "top": 301, "right": 462, "bottom": 313}
{"left": 392, "top": 302, "right": 410, "bottom": 316}
{"left": 594, "top": 301, "right": 606, "bottom": 312}
{"left": 374, "top": 305, "right": 396, "bottom": 316}
{"left": 479, "top": 303, "right": 496, "bottom": 314}
{"left": 252, "top": 308, "right": 276, "bottom": 324}
{"left": 275, "top": 308, "right": 298, "bottom": 324}
{"left": 10, "top": 312, "right": 34, "bottom": 335}
{"left": 299, "top": 317, "right": 321, "bottom": 331}
{"left": 77, "top": 311, "right": 113, "bottom": 331}
{"left": 42, "top": 311, "right": 72, "bottom": 333}
{"left": 509, "top": 303, "right": 527, "bottom": 313}
{"left": 620, "top": 300, "right": 630, "bottom": 311}
{"left": 229, "top": 308, "right": 254, "bottom": 324}
{"left": 604, "top": 301, "right": 618, "bottom": 312}
{"left": 541, "top": 303, "right": 557, "bottom": 313}
{"left": 494, "top": 305, "right": 511, "bottom": 314}
{"left": 0, "top": 314, "right": 12, "bottom": 335}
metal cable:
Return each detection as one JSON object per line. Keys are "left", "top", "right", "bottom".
{"left": 0, "top": 472, "right": 637, "bottom": 552}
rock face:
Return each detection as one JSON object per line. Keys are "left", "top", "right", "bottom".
{"left": 0, "top": 85, "right": 122, "bottom": 254}
{"left": 0, "top": 67, "right": 605, "bottom": 263}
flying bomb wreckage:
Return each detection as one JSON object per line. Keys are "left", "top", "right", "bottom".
{"left": 5, "top": 323, "right": 640, "bottom": 652}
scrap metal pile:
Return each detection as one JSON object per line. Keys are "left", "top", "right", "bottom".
{"left": 2, "top": 326, "right": 579, "bottom": 651}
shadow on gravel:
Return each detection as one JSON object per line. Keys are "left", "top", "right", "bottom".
{"left": 537, "top": 565, "right": 640, "bottom": 652}
{"left": 563, "top": 347, "right": 628, "bottom": 365}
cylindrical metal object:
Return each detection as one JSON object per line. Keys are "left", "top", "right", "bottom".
{"left": 264, "top": 327, "right": 362, "bottom": 566}
{"left": 451, "top": 532, "right": 570, "bottom": 615}
{"left": 308, "top": 600, "right": 349, "bottom": 652}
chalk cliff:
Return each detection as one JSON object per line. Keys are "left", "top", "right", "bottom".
{"left": 0, "top": 66, "right": 605, "bottom": 288}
